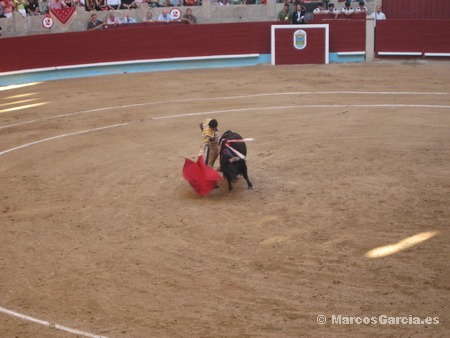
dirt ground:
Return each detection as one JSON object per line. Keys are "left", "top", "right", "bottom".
{"left": 0, "top": 60, "right": 449, "bottom": 338}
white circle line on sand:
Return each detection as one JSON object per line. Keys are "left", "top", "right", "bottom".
{"left": 2, "top": 104, "right": 450, "bottom": 157}
{"left": 0, "top": 91, "right": 448, "bottom": 130}
{"left": 151, "top": 104, "right": 450, "bottom": 120}
{"left": 0, "top": 122, "right": 130, "bottom": 157}
{"left": 0, "top": 306, "right": 108, "bottom": 338}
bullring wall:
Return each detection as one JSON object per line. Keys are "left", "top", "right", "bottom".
{"left": 0, "top": 20, "right": 369, "bottom": 74}
{"left": 2, "top": 17, "right": 450, "bottom": 75}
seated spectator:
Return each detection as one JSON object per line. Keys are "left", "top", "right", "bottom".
{"left": 87, "top": 13, "right": 106, "bottom": 30}
{"left": 122, "top": 12, "right": 137, "bottom": 23}
{"left": 354, "top": 1, "right": 367, "bottom": 14}
{"left": 184, "top": 0, "right": 198, "bottom": 6}
{"left": 96, "top": 0, "right": 109, "bottom": 10}
{"left": 121, "top": 0, "right": 136, "bottom": 10}
{"left": 278, "top": 3, "right": 291, "bottom": 21}
{"left": 85, "top": 0, "right": 95, "bottom": 10}
{"left": 50, "top": 0, "right": 68, "bottom": 9}
{"left": 107, "top": 11, "right": 121, "bottom": 25}
{"left": 341, "top": 1, "right": 354, "bottom": 17}
{"left": 143, "top": 11, "right": 154, "bottom": 21}
{"left": 313, "top": 2, "right": 327, "bottom": 14}
{"left": 1, "top": 0, "right": 14, "bottom": 18}
{"left": 147, "top": 0, "right": 160, "bottom": 7}
{"left": 291, "top": 2, "right": 306, "bottom": 24}
{"left": 26, "top": 0, "right": 41, "bottom": 15}
{"left": 327, "top": 3, "right": 339, "bottom": 18}
{"left": 63, "top": 0, "right": 73, "bottom": 7}
{"left": 0, "top": 1, "right": 7, "bottom": 18}
{"left": 371, "top": 4, "right": 386, "bottom": 21}
{"left": 158, "top": 8, "right": 173, "bottom": 23}
{"left": 169, "top": 0, "right": 180, "bottom": 6}
{"left": 181, "top": 8, "right": 197, "bottom": 24}
{"left": 106, "top": 0, "right": 120, "bottom": 10}
{"left": 38, "top": 0, "right": 49, "bottom": 14}
{"left": 14, "top": 0, "right": 28, "bottom": 17}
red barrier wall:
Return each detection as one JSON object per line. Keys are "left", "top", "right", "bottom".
{"left": 308, "top": 15, "right": 366, "bottom": 53}
{"left": 0, "top": 22, "right": 274, "bottom": 73}
{"left": 383, "top": 0, "right": 450, "bottom": 20}
{"left": 0, "top": 21, "right": 368, "bottom": 73}
{"left": 325, "top": 20, "right": 365, "bottom": 53}
{"left": 376, "top": 20, "right": 450, "bottom": 55}
{"left": 1, "top": 19, "right": 449, "bottom": 74}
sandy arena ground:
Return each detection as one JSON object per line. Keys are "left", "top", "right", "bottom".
{"left": 0, "top": 60, "right": 449, "bottom": 337}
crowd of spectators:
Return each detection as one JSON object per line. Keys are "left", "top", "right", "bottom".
{"left": 278, "top": 1, "right": 385, "bottom": 22}
{"left": 0, "top": 0, "right": 278, "bottom": 17}
{"left": 86, "top": 5, "right": 197, "bottom": 28}
{"left": 0, "top": 0, "right": 204, "bottom": 17}
{"left": 0, "top": 0, "right": 385, "bottom": 21}
{"left": 0, "top": 0, "right": 49, "bottom": 15}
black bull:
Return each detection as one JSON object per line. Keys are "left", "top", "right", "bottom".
{"left": 218, "top": 130, "right": 253, "bottom": 191}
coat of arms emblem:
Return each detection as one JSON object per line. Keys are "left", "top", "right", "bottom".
{"left": 293, "top": 29, "right": 307, "bottom": 50}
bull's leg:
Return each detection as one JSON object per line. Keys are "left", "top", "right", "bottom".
{"left": 221, "top": 164, "right": 236, "bottom": 192}
{"left": 241, "top": 162, "right": 253, "bottom": 189}
{"left": 227, "top": 178, "right": 233, "bottom": 192}
{"left": 220, "top": 171, "right": 233, "bottom": 191}
{"left": 221, "top": 174, "right": 233, "bottom": 191}
{"left": 244, "top": 175, "right": 253, "bottom": 189}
